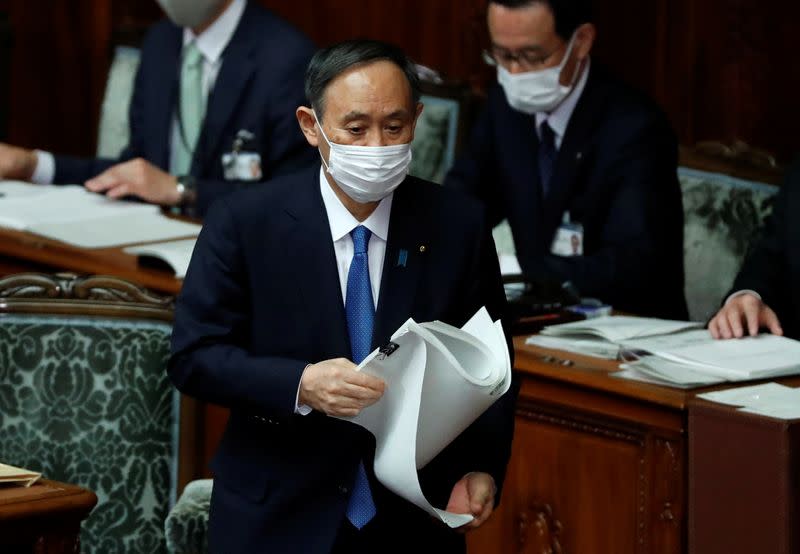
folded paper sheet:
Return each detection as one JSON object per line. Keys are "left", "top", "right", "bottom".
{"left": 341, "top": 307, "right": 512, "bottom": 528}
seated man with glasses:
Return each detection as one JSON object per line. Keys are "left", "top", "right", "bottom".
{"left": 446, "top": 0, "right": 687, "bottom": 319}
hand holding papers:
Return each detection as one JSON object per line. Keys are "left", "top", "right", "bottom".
{"left": 339, "top": 307, "right": 512, "bottom": 528}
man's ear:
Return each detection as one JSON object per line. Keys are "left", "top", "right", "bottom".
{"left": 296, "top": 106, "right": 320, "bottom": 147}
{"left": 574, "top": 23, "right": 596, "bottom": 60}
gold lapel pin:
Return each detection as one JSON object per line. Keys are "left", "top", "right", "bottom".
{"left": 419, "top": 245, "right": 427, "bottom": 253}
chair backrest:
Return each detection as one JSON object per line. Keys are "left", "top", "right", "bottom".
{"left": 0, "top": 273, "right": 197, "bottom": 554}
{"left": 96, "top": 46, "right": 141, "bottom": 158}
{"left": 409, "top": 79, "right": 476, "bottom": 185}
{"left": 679, "top": 141, "right": 783, "bottom": 321}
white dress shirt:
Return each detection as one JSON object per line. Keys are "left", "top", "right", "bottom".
{"left": 30, "top": 0, "right": 246, "bottom": 184}
{"left": 295, "top": 168, "right": 393, "bottom": 414}
{"left": 535, "top": 58, "right": 591, "bottom": 150}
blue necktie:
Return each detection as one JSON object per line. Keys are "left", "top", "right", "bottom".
{"left": 345, "top": 225, "right": 377, "bottom": 529}
{"left": 538, "top": 120, "right": 557, "bottom": 197}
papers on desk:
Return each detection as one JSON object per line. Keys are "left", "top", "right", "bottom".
{"left": 621, "top": 330, "right": 800, "bottom": 380}
{"left": 0, "top": 181, "right": 201, "bottom": 248}
{"left": 539, "top": 315, "right": 702, "bottom": 342}
{"left": 530, "top": 315, "right": 800, "bottom": 388}
{"left": 527, "top": 316, "right": 702, "bottom": 360}
{"left": 0, "top": 462, "right": 41, "bottom": 487}
{"left": 340, "top": 307, "right": 512, "bottom": 528}
{"left": 124, "top": 238, "right": 197, "bottom": 279}
{"left": 698, "top": 383, "right": 800, "bottom": 420}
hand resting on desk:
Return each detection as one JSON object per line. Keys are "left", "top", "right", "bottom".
{"left": 708, "top": 292, "right": 783, "bottom": 339}
{"left": 85, "top": 157, "right": 181, "bottom": 206}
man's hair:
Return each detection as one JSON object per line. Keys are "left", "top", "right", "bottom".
{"left": 489, "top": 0, "right": 593, "bottom": 41}
{"left": 305, "top": 39, "right": 421, "bottom": 121}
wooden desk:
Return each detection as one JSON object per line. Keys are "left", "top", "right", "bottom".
{"left": 0, "top": 479, "right": 97, "bottom": 553}
{"left": 0, "top": 226, "right": 183, "bottom": 295}
{"left": 466, "top": 338, "right": 800, "bottom": 554}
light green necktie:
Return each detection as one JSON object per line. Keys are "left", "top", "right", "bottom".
{"left": 172, "top": 41, "right": 206, "bottom": 176}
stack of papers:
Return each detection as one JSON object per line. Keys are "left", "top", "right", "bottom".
{"left": 0, "top": 181, "right": 201, "bottom": 248}
{"left": 0, "top": 462, "right": 41, "bottom": 487}
{"left": 342, "top": 307, "right": 512, "bottom": 528}
{"left": 620, "top": 330, "right": 800, "bottom": 382}
{"left": 527, "top": 316, "right": 800, "bottom": 388}
{"left": 698, "top": 383, "right": 800, "bottom": 420}
{"left": 526, "top": 315, "right": 701, "bottom": 360}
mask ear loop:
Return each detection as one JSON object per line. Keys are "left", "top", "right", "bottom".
{"left": 558, "top": 32, "right": 584, "bottom": 88}
{"left": 312, "top": 109, "right": 334, "bottom": 172}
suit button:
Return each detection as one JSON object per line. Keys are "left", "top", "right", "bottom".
{"left": 338, "top": 484, "right": 349, "bottom": 495}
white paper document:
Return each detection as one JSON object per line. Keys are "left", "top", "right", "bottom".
{"left": 698, "top": 382, "right": 800, "bottom": 420}
{"left": 526, "top": 334, "right": 620, "bottom": 359}
{"left": 697, "top": 383, "right": 795, "bottom": 406}
{"left": 124, "top": 238, "right": 197, "bottom": 278}
{"left": 617, "top": 356, "right": 727, "bottom": 387}
{"left": 623, "top": 332, "right": 800, "bottom": 380}
{"left": 340, "top": 307, "right": 512, "bottom": 528}
{"left": 540, "top": 315, "right": 702, "bottom": 342}
{"left": 0, "top": 181, "right": 201, "bottom": 248}
{"left": 0, "top": 461, "right": 41, "bottom": 487}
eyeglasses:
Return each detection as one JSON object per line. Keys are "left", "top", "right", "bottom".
{"left": 482, "top": 44, "right": 563, "bottom": 71}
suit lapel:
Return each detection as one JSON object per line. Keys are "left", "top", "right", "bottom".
{"left": 149, "top": 25, "right": 182, "bottom": 170}
{"left": 372, "top": 181, "right": 425, "bottom": 348}
{"left": 284, "top": 168, "right": 351, "bottom": 357}
{"left": 192, "top": 4, "right": 258, "bottom": 176}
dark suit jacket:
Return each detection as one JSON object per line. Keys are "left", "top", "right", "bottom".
{"left": 729, "top": 159, "right": 800, "bottom": 339}
{"left": 169, "top": 166, "right": 518, "bottom": 553}
{"left": 446, "top": 64, "right": 688, "bottom": 319}
{"left": 54, "top": 1, "right": 316, "bottom": 217}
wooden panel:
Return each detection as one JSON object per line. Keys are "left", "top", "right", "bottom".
{"left": 3, "top": 0, "right": 799, "bottom": 162}
{"left": 468, "top": 410, "right": 644, "bottom": 553}
{"left": 467, "top": 359, "right": 686, "bottom": 554}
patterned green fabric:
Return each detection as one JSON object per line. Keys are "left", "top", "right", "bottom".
{"left": 679, "top": 167, "right": 778, "bottom": 321}
{"left": 0, "top": 315, "right": 177, "bottom": 554}
{"left": 165, "top": 479, "right": 213, "bottom": 554}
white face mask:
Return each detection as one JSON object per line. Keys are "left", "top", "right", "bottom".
{"left": 155, "top": 0, "right": 227, "bottom": 29}
{"left": 497, "top": 33, "right": 580, "bottom": 114}
{"left": 314, "top": 112, "right": 413, "bottom": 204}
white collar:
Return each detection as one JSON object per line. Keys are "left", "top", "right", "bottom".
{"left": 319, "top": 167, "right": 393, "bottom": 243}
{"left": 536, "top": 58, "right": 591, "bottom": 141}
{"left": 182, "top": 0, "right": 245, "bottom": 64}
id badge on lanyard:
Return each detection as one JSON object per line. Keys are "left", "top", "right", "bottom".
{"left": 550, "top": 211, "right": 584, "bottom": 257}
{"left": 222, "top": 129, "right": 262, "bottom": 181}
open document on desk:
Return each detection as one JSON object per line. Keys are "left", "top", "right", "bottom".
{"left": 0, "top": 181, "right": 201, "bottom": 248}
{"left": 338, "top": 307, "right": 512, "bottom": 528}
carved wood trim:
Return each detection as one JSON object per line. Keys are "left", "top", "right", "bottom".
{"left": 514, "top": 402, "right": 647, "bottom": 447}
{"left": 0, "top": 272, "right": 173, "bottom": 321}
{"left": 513, "top": 400, "right": 652, "bottom": 551}
{"left": 518, "top": 502, "right": 563, "bottom": 553}
{"left": 679, "top": 140, "right": 783, "bottom": 184}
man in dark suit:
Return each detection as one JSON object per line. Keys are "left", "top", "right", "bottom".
{"left": 0, "top": 0, "right": 315, "bottom": 217}
{"left": 169, "top": 40, "right": 517, "bottom": 553}
{"left": 709, "top": 160, "right": 800, "bottom": 340}
{"left": 445, "top": 0, "right": 687, "bottom": 319}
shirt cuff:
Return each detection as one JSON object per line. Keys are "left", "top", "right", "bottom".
{"left": 30, "top": 150, "right": 55, "bottom": 184}
{"left": 725, "top": 289, "right": 762, "bottom": 305}
{"left": 294, "top": 364, "right": 312, "bottom": 415}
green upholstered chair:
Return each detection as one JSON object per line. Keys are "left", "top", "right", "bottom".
{"left": 678, "top": 142, "right": 782, "bottom": 322}
{"left": 164, "top": 478, "right": 213, "bottom": 554}
{"left": 0, "top": 273, "right": 199, "bottom": 554}
{"left": 96, "top": 46, "right": 141, "bottom": 158}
